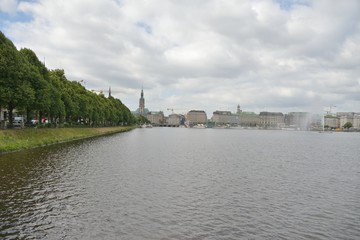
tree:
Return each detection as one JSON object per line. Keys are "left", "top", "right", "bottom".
{"left": 1, "top": 31, "right": 135, "bottom": 128}
{"left": 19, "top": 48, "right": 51, "bottom": 124}
{"left": 343, "top": 122, "right": 352, "bottom": 129}
{"left": 0, "top": 32, "right": 35, "bottom": 127}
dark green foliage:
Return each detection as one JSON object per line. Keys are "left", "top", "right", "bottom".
{"left": 136, "top": 115, "right": 150, "bottom": 124}
{"left": 0, "top": 32, "right": 36, "bottom": 127}
{"left": 0, "top": 31, "right": 135, "bottom": 127}
{"left": 343, "top": 122, "right": 352, "bottom": 129}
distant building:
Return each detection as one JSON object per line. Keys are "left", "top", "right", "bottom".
{"left": 337, "top": 112, "right": 360, "bottom": 129}
{"left": 146, "top": 111, "right": 164, "bottom": 125}
{"left": 167, "top": 114, "right": 182, "bottom": 126}
{"left": 133, "top": 88, "right": 149, "bottom": 117}
{"left": 239, "top": 112, "right": 259, "bottom": 127}
{"left": 353, "top": 113, "right": 360, "bottom": 129}
{"left": 212, "top": 111, "right": 239, "bottom": 126}
{"left": 186, "top": 110, "right": 207, "bottom": 126}
{"left": 324, "top": 115, "right": 339, "bottom": 129}
{"left": 259, "top": 112, "right": 284, "bottom": 128}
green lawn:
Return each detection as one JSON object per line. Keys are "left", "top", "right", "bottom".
{"left": 0, "top": 126, "right": 135, "bottom": 153}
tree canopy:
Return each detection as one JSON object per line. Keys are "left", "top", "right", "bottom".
{"left": 0, "top": 31, "right": 135, "bottom": 127}
{"left": 343, "top": 122, "right": 352, "bottom": 129}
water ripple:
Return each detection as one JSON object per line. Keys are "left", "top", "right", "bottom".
{"left": 1, "top": 130, "right": 360, "bottom": 239}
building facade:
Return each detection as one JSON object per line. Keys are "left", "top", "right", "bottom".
{"left": 186, "top": 110, "right": 207, "bottom": 126}
{"left": 353, "top": 114, "right": 360, "bottom": 129}
{"left": 259, "top": 112, "right": 285, "bottom": 128}
{"left": 337, "top": 112, "right": 360, "bottom": 129}
{"left": 324, "top": 115, "right": 339, "bottom": 129}
{"left": 146, "top": 111, "right": 164, "bottom": 125}
{"left": 239, "top": 112, "right": 259, "bottom": 127}
{"left": 167, "top": 114, "right": 182, "bottom": 126}
{"left": 212, "top": 111, "right": 239, "bottom": 126}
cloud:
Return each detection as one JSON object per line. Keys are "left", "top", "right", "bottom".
{"left": 0, "top": 0, "right": 18, "bottom": 13}
{"left": 2, "top": 0, "right": 360, "bottom": 116}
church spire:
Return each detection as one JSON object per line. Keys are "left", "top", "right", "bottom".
{"left": 139, "top": 87, "right": 145, "bottom": 116}
{"left": 237, "top": 104, "right": 242, "bottom": 114}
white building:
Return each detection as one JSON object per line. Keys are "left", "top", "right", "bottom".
{"left": 146, "top": 111, "right": 164, "bottom": 125}
{"left": 338, "top": 112, "right": 360, "bottom": 129}
{"left": 324, "top": 115, "right": 339, "bottom": 129}
{"left": 353, "top": 114, "right": 360, "bottom": 129}
{"left": 167, "top": 114, "right": 182, "bottom": 126}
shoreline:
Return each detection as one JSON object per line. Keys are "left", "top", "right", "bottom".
{"left": 0, "top": 126, "right": 136, "bottom": 154}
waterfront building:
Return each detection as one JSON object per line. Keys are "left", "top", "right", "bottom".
{"left": 259, "top": 112, "right": 285, "bottom": 128}
{"left": 186, "top": 110, "right": 207, "bottom": 126}
{"left": 239, "top": 112, "right": 260, "bottom": 127}
{"left": 212, "top": 111, "right": 239, "bottom": 126}
{"left": 353, "top": 114, "right": 360, "bottom": 129}
{"left": 337, "top": 112, "right": 360, "bottom": 129}
{"left": 146, "top": 111, "right": 164, "bottom": 126}
{"left": 167, "top": 114, "right": 182, "bottom": 126}
{"left": 324, "top": 114, "right": 339, "bottom": 129}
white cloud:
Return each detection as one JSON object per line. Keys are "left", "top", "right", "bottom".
{"left": 0, "top": 0, "right": 17, "bottom": 14}
{"left": 3, "top": 0, "right": 360, "bottom": 116}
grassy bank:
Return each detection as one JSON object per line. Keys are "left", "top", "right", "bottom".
{"left": 0, "top": 126, "right": 136, "bottom": 153}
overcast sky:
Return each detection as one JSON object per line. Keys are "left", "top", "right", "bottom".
{"left": 1, "top": 0, "right": 359, "bottom": 116}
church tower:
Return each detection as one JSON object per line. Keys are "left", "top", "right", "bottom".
{"left": 139, "top": 87, "right": 145, "bottom": 115}
{"left": 237, "top": 104, "right": 242, "bottom": 114}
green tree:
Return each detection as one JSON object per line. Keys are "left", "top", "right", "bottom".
{"left": 0, "top": 32, "right": 35, "bottom": 127}
{"left": 343, "top": 122, "right": 352, "bottom": 129}
{"left": 48, "top": 70, "right": 66, "bottom": 124}
{"left": 19, "top": 48, "right": 51, "bottom": 124}
{"left": 1, "top": 31, "right": 135, "bottom": 128}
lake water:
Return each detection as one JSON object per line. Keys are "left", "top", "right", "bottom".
{"left": 0, "top": 128, "right": 359, "bottom": 239}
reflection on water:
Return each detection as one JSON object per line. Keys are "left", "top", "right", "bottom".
{"left": 1, "top": 129, "right": 360, "bottom": 239}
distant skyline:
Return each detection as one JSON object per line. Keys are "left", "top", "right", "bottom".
{"left": 1, "top": 0, "right": 359, "bottom": 116}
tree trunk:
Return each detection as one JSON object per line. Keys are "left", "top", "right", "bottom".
{"left": 7, "top": 104, "right": 14, "bottom": 128}
{"left": 26, "top": 107, "right": 31, "bottom": 125}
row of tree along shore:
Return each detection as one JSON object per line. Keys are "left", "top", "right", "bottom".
{"left": 0, "top": 31, "right": 137, "bottom": 129}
